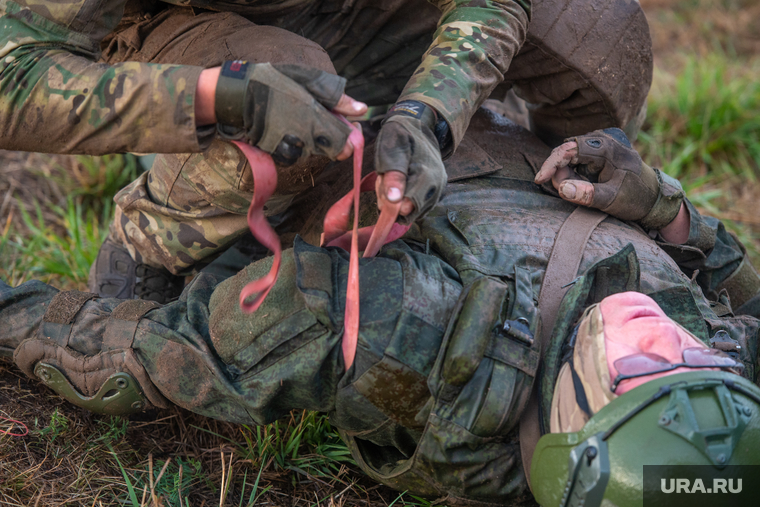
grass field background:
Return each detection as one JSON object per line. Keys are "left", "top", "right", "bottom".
{"left": 1, "top": 0, "right": 759, "bottom": 505}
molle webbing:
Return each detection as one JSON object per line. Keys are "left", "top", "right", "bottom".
{"left": 519, "top": 207, "right": 607, "bottom": 488}
{"left": 41, "top": 291, "right": 98, "bottom": 347}
{"left": 104, "top": 299, "right": 161, "bottom": 351}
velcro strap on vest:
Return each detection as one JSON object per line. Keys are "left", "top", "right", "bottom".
{"left": 41, "top": 291, "right": 98, "bottom": 347}
{"left": 103, "top": 300, "right": 160, "bottom": 352}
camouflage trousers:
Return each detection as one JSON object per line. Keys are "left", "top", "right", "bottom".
{"left": 6, "top": 115, "right": 760, "bottom": 505}
{"left": 104, "top": 0, "right": 652, "bottom": 274}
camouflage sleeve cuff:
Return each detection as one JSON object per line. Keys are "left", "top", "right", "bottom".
{"left": 398, "top": 0, "right": 530, "bottom": 151}
{"left": 680, "top": 199, "right": 719, "bottom": 253}
{"left": 151, "top": 64, "right": 209, "bottom": 154}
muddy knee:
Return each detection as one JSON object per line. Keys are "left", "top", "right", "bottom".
{"left": 504, "top": 0, "right": 653, "bottom": 143}
{"left": 105, "top": 7, "right": 335, "bottom": 73}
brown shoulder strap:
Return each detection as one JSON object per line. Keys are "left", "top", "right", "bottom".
{"left": 519, "top": 206, "right": 607, "bottom": 488}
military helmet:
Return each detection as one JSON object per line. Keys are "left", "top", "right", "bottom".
{"left": 530, "top": 370, "right": 760, "bottom": 507}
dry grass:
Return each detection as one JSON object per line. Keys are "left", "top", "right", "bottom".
{"left": 0, "top": 362, "right": 410, "bottom": 507}
{"left": 642, "top": 0, "right": 760, "bottom": 59}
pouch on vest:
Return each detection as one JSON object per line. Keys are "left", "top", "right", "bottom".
{"left": 430, "top": 271, "right": 540, "bottom": 437}
{"left": 341, "top": 272, "right": 542, "bottom": 504}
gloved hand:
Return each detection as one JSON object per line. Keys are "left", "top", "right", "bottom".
{"left": 374, "top": 100, "right": 448, "bottom": 224}
{"left": 215, "top": 61, "right": 354, "bottom": 166}
{"left": 534, "top": 128, "right": 684, "bottom": 230}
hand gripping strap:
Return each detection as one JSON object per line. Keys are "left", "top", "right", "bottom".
{"left": 319, "top": 172, "right": 410, "bottom": 256}
{"left": 519, "top": 207, "right": 607, "bottom": 489}
{"left": 233, "top": 117, "right": 403, "bottom": 370}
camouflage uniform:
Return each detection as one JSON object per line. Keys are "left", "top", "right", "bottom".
{"left": 4, "top": 112, "right": 747, "bottom": 505}
{"left": 0, "top": 0, "right": 652, "bottom": 274}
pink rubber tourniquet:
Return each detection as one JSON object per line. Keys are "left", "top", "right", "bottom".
{"left": 234, "top": 123, "right": 408, "bottom": 370}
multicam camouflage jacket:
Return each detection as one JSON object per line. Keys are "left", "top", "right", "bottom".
{"left": 1, "top": 115, "right": 759, "bottom": 505}
{"left": 0, "top": 0, "right": 530, "bottom": 155}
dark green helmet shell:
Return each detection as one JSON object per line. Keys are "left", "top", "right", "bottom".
{"left": 530, "top": 371, "right": 760, "bottom": 507}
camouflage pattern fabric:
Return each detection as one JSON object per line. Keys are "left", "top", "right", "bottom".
{"left": 549, "top": 304, "right": 616, "bottom": 434}
{"left": 0, "top": 0, "right": 525, "bottom": 154}
{"left": 0, "top": 0, "right": 651, "bottom": 272}
{"left": 5, "top": 116, "right": 756, "bottom": 505}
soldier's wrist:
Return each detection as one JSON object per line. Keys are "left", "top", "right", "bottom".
{"left": 214, "top": 60, "right": 254, "bottom": 129}
{"left": 195, "top": 67, "right": 220, "bottom": 125}
{"left": 638, "top": 167, "right": 685, "bottom": 231}
{"left": 385, "top": 100, "right": 453, "bottom": 157}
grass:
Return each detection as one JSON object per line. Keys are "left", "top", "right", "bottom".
{"left": 1, "top": 0, "right": 760, "bottom": 504}
{"left": 635, "top": 52, "right": 760, "bottom": 265}
{"left": 0, "top": 359, "right": 428, "bottom": 506}
{"left": 0, "top": 153, "right": 137, "bottom": 289}
{"left": 0, "top": 152, "right": 430, "bottom": 506}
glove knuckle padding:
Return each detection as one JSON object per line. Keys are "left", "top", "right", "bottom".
{"left": 253, "top": 65, "right": 351, "bottom": 161}
{"left": 573, "top": 128, "right": 659, "bottom": 221}
{"left": 272, "top": 64, "right": 346, "bottom": 110}
{"left": 376, "top": 116, "right": 447, "bottom": 223}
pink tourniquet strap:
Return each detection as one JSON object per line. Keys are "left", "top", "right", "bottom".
{"left": 232, "top": 140, "right": 281, "bottom": 314}
{"left": 321, "top": 172, "right": 409, "bottom": 254}
{"left": 341, "top": 125, "right": 364, "bottom": 371}
{"left": 235, "top": 123, "right": 405, "bottom": 371}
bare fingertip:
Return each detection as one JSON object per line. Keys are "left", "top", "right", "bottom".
{"left": 560, "top": 182, "right": 577, "bottom": 200}
{"left": 387, "top": 187, "right": 402, "bottom": 202}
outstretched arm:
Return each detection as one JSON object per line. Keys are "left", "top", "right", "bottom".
{"left": 373, "top": 0, "right": 531, "bottom": 223}
{"left": 536, "top": 128, "right": 760, "bottom": 314}
{"left": 0, "top": 1, "right": 367, "bottom": 159}
{"left": 0, "top": 0, "right": 208, "bottom": 154}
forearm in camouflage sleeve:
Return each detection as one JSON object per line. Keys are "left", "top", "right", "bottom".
{"left": 399, "top": 0, "right": 530, "bottom": 148}
{"left": 0, "top": 1, "right": 206, "bottom": 154}
{"left": 657, "top": 199, "right": 760, "bottom": 314}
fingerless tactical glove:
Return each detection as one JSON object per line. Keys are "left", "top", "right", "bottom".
{"left": 568, "top": 128, "right": 684, "bottom": 230}
{"left": 215, "top": 61, "right": 352, "bottom": 166}
{"left": 375, "top": 100, "right": 448, "bottom": 223}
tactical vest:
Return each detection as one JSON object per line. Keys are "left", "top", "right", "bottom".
{"left": 331, "top": 126, "right": 719, "bottom": 506}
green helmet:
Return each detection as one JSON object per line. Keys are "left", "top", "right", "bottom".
{"left": 530, "top": 370, "right": 760, "bottom": 507}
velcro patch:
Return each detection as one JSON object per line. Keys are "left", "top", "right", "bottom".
{"left": 387, "top": 100, "right": 428, "bottom": 120}
{"left": 44, "top": 291, "right": 98, "bottom": 324}
{"left": 221, "top": 60, "right": 250, "bottom": 80}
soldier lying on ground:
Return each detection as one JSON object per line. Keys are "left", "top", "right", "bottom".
{"left": 3, "top": 111, "right": 760, "bottom": 506}
{"left": 0, "top": 0, "right": 654, "bottom": 302}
